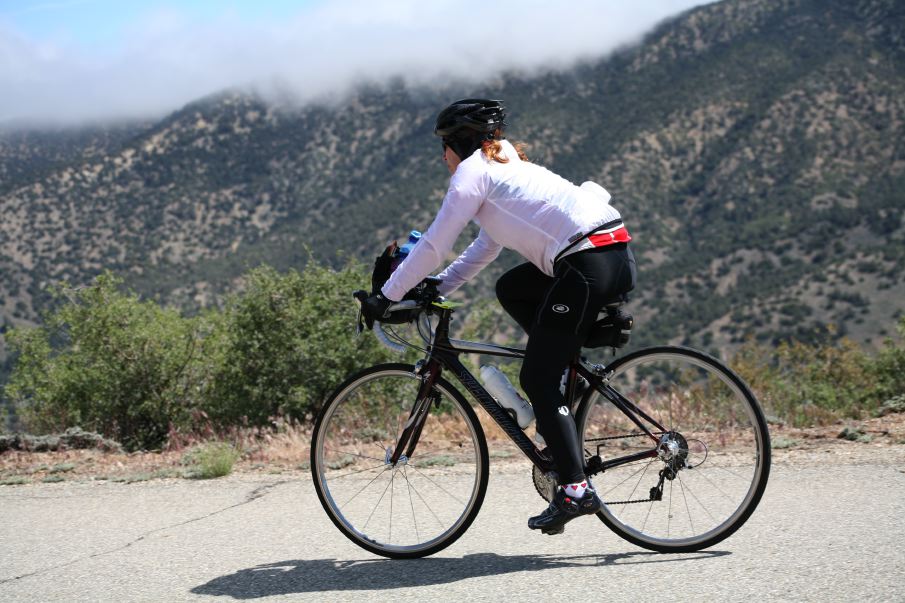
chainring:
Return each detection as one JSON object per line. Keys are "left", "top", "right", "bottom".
{"left": 532, "top": 465, "right": 557, "bottom": 502}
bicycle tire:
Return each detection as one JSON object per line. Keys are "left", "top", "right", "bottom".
{"left": 311, "top": 363, "right": 489, "bottom": 559}
{"left": 576, "top": 346, "right": 771, "bottom": 553}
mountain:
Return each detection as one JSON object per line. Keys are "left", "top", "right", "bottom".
{"left": 1, "top": 0, "right": 903, "bottom": 376}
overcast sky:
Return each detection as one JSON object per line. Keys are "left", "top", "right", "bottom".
{"left": 0, "top": 0, "right": 712, "bottom": 125}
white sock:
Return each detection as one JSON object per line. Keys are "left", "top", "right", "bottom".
{"left": 562, "top": 480, "right": 588, "bottom": 498}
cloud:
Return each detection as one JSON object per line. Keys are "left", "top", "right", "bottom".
{"left": 0, "top": 0, "right": 711, "bottom": 125}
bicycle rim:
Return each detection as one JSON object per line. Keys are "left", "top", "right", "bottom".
{"left": 312, "top": 364, "right": 488, "bottom": 559}
{"left": 579, "top": 346, "right": 770, "bottom": 552}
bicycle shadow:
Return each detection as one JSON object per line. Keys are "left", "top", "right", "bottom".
{"left": 191, "top": 550, "right": 730, "bottom": 599}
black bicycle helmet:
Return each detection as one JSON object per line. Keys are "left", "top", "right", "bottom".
{"left": 435, "top": 98, "right": 507, "bottom": 160}
{"left": 434, "top": 98, "right": 507, "bottom": 137}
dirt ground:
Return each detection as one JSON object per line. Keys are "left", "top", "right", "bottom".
{"left": 2, "top": 413, "right": 904, "bottom": 485}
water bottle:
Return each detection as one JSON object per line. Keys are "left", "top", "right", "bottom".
{"left": 391, "top": 230, "right": 421, "bottom": 271}
{"left": 480, "top": 365, "right": 535, "bottom": 429}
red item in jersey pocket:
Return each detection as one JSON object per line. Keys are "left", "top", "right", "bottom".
{"left": 588, "top": 226, "right": 632, "bottom": 247}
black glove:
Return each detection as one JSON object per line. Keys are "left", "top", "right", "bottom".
{"left": 361, "top": 293, "right": 394, "bottom": 328}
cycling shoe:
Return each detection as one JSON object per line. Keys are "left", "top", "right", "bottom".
{"left": 528, "top": 486, "right": 601, "bottom": 535}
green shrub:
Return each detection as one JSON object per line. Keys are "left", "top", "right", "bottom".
{"left": 869, "top": 319, "right": 905, "bottom": 404}
{"left": 0, "top": 476, "right": 29, "bottom": 486}
{"left": 202, "top": 260, "right": 397, "bottom": 425}
{"left": 49, "top": 463, "right": 76, "bottom": 474}
{"left": 184, "top": 442, "right": 240, "bottom": 479}
{"left": 733, "top": 318, "right": 905, "bottom": 426}
{"left": 5, "top": 272, "right": 209, "bottom": 450}
{"left": 877, "top": 395, "right": 905, "bottom": 416}
{"left": 837, "top": 426, "right": 872, "bottom": 443}
{"left": 771, "top": 437, "right": 799, "bottom": 449}
{"left": 4, "top": 259, "right": 399, "bottom": 449}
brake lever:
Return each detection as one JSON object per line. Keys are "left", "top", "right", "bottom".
{"left": 353, "top": 290, "right": 373, "bottom": 332}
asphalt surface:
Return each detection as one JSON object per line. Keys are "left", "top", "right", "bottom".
{"left": 2, "top": 448, "right": 904, "bottom": 602}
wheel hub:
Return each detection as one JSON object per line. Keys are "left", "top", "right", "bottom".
{"left": 657, "top": 432, "right": 689, "bottom": 476}
{"left": 384, "top": 446, "right": 408, "bottom": 466}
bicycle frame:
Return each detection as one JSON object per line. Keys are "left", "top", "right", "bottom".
{"left": 388, "top": 303, "right": 668, "bottom": 478}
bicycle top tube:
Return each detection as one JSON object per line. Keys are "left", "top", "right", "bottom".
{"left": 445, "top": 335, "right": 525, "bottom": 359}
{"left": 382, "top": 292, "right": 526, "bottom": 360}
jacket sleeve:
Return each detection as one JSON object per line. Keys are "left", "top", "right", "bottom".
{"left": 435, "top": 229, "right": 502, "bottom": 296}
{"left": 381, "top": 164, "right": 485, "bottom": 301}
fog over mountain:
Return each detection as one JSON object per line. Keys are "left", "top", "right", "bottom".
{"left": 0, "top": 0, "right": 710, "bottom": 124}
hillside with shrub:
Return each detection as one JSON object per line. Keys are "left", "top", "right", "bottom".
{"left": 2, "top": 266, "right": 903, "bottom": 450}
{"left": 1, "top": 0, "right": 904, "bottom": 435}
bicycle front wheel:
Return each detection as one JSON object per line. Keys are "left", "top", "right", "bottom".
{"left": 578, "top": 346, "right": 770, "bottom": 552}
{"left": 311, "top": 363, "right": 488, "bottom": 559}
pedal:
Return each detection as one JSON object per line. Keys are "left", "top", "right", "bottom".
{"left": 541, "top": 525, "right": 565, "bottom": 536}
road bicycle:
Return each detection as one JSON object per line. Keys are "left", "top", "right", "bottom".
{"left": 311, "top": 277, "right": 771, "bottom": 559}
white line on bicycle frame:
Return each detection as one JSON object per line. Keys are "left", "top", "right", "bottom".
{"left": 447, "top": 339, "right": 525, "bottom": 358}
{"left": 415, "top": 314, "right": 525, "bottom": 358}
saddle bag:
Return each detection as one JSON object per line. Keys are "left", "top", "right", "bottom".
{"left": 584, "top": 306, "right": 633, "bottom": 350}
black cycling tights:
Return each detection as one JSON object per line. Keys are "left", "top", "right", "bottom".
{"left": 496, "top": 244, "right": 636, "bottom": 484}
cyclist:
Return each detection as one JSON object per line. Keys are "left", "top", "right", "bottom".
{"left": 362, "top": 98, "right": 636, "bottom": 535}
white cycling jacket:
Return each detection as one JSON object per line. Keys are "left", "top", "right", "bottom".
{"left": 382, "top": 139, "right": 623, "bottom": 301}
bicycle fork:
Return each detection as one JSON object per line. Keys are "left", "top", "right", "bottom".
{"left": 388, "top": 359, "right": 441, "bottom": 466}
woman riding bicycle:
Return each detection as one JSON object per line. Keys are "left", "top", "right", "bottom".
{"left": 362, "top": 98, "right": 636, "bottom": 535}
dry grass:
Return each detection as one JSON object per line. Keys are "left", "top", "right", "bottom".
{"left": 2, "top": 412, "right": 904, "bottom": 486}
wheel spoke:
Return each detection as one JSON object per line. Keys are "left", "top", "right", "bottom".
{"left": 406, "top": 473, "right": 448, "bottom": 530}
{"left": 602, "top": 459, "right": 654, "bottom": 500}
{"left": 388, "top": 469, "right": 395, "bottom": 543}
{"left": 363, "top": 470, "right": 396, "bottom": 532}
{"left": 688, "top": 466, "right": 738, "bottom": 504}
{"left": 641, "top": 498, "right": 654, "bottom": 533}
{"left": 329, "top": 462, "right": 388, "bottom": 481}
{"left": 408, "top": 465, "right": 468, "bottom": 507}
{"left": 403, "top": 465, "right": 421, "bottom": 543}
{"left": 678, "top": 472, "right": 717, "bottom": 523}
{"left": 341, "top": 466, "right": 391, "bottom": 510}
{"left": 678, "top": 474, "right": 694, "bottom": 535}
{"left": 667, "top": 479, "right": 673, "bottom": 539}
{"left": 323, "top": 446, "right": 385, "bottom": 463}
{"left": 580, "top": 348, "right": 769, "bottom": 551}
{"left": 706, "top": 462, "right": 755, "bottom": 481}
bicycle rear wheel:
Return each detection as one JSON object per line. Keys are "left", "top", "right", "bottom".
{"left": 577, "top": 346, "right": 770, "bottom": 552}
{"left": 311, "top": 363, "right": 488, "bottom": 559}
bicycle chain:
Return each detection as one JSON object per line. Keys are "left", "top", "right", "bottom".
{"left": 532, "top": 432, "right": 665, "bottom": 505}
{"left": 585, "top": 432, "right": 649, "bottom": 443}
{"left": 603, "top": 497, "right": 658, "bottom": 505}
{"left": 586, "top": 432, "right": 663, "bottom": 506}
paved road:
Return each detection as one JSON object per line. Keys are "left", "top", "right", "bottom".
{"left": 2, "top": 448, "right": 904, "bottom": 602}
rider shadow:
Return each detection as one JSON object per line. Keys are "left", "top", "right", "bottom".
{"left": 191, "top": 550, "right": 730, "bottom": 599}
